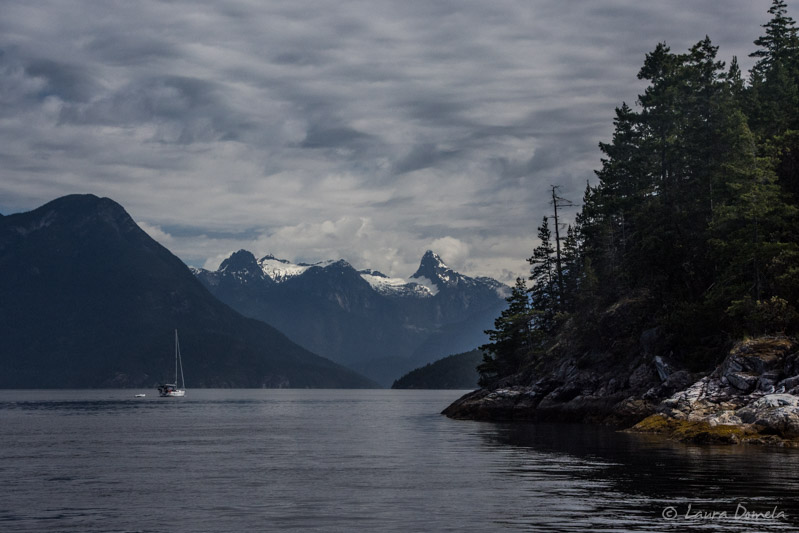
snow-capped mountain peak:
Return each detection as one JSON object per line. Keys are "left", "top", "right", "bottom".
{"left": 411, "top": 250, "right": 462, "bottom": 289}
{"left": 216, "top": 250, "right": 266, "bottom": 284}
{"left": 219, "top": 249, "right": 260, "bottom": 273}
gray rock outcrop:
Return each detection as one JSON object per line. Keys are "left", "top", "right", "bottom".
{"left": 649, "top": 337, "right": 799, "bottom": 441}
{"left": 444, "top": 333, "right": 799, "bottom": 446}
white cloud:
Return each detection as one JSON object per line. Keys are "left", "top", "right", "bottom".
{"left": 137, "top": 221, "right": 174, "bottom": 245}
{"left": 429, "top": 237, "right": 470, "bottom": 270}
{"left": 255, "top": 216, "right": 370, "bottom": 261}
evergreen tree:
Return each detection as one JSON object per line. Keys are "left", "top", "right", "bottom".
{"left": 560, "top": 224, "right": 582, "bottom": 311}
{"left": 751, "top": 0, "right": 799, "bottom": 75}
{"left": 726, "top": 56, "right": 746, "bottom": 107}
{"left": 528, "top": 217, "right": 558, "bottom": 331}
{"left": 748, "top": 0, "right": 799, "bottom": 137}
{"left": 709, "top": 135, "right": 799, "bottom": 335}
{"left": 589, "top": 103, "right": 647, "bottom": 296}
{"left": 477, "top": 278, "right": 536, "bottom": 386}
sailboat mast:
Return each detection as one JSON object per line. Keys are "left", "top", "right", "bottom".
{"left": 174, "top": 329, "right": 179, "bottom": 385}
{"left": 175, "top": 329, "right": 186, "bottom": 389}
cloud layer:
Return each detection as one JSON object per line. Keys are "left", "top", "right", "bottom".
{"left": 0, "top": 0, "right": 775, "bottom": 281}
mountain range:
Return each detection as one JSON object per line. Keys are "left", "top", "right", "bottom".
{"left": 193, "top": 250, "right": 508, "bottom": 385}
{"left": 0, "top": 194, "right": 375, "bottom": 388}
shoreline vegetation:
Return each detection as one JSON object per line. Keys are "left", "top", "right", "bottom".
{"left": 444, "top": 1, "right": 799, "bottom": 446}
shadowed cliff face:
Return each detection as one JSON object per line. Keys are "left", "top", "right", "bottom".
{"left": 0, "top": 194, "right": 375, "bottom": 389}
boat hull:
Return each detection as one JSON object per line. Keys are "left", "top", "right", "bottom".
{"left": 157, "top": 384, "right": 185, "bottom": 397}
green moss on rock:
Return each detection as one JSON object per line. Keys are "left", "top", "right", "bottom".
{"left": 630, "top": 414, "right": 799, "bottom": 447}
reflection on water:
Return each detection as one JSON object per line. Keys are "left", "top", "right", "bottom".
{"left": 482, "top": 422, "right": 799, "bottom": 531}
{"left": 0, "top": 390, "right": 797, "bottom": 532}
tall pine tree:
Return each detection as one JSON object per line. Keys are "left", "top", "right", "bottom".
{"left": 528, "top": 216, "right": 558, "bottom": 332}
{"left": 478, "top": 278, "right": 536, "bottom": 386}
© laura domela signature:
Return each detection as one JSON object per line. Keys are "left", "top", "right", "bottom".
{"left": 662, "top": 503, "right": 787, "bottom": 522}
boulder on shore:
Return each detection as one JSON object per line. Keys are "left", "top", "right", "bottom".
{"left": 631, "top": 336, "right": 799, "bottom": 446}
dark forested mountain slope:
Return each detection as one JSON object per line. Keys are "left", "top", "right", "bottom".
{"left": 0, "top": 194, "right": 375, "bottom": 388}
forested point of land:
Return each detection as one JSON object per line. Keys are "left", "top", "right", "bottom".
{"left": 479, "top": 0, "right": 799, "bottom": 387}
{"left": 392, "top": 350, "right": 482, "bottom": 390}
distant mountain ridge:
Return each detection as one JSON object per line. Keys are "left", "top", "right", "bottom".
{"left": 193, "top": 249, "right": 508, "bottom": 385}
{"left": 0, "top": 194, "right": 375, "bottom": 389}
{"left": 198, "top": 249, "right": 505, "bottom": 297}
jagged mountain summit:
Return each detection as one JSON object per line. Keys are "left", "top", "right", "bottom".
{"left": 411, "top": 250, "right": 509, "bottom": 295}
{"left": 0, "top": 194, "right": 375, "bottom": 389}
{"left": 197, "top": 249, "right": 505, "bottom": 299}
{"left": 411, "top": 250, "right": 460, "bottom": 291}
{"left": 193, "top": 249, "right": 509, "bottom": 386}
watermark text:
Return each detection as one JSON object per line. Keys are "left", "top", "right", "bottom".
{"left": 661, "top": 503, "right": 786, "bottom": 523}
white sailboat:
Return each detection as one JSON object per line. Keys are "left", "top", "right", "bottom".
{"left": 158, "top": 329, "right": 186, "bottom": 397}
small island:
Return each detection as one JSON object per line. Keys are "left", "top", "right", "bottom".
{"left": 392, "top": 349, "right": 482, "bottom": 390}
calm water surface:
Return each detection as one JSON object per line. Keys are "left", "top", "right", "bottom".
{"left": 1, "top": 389, "right": 798, "bottom": 532}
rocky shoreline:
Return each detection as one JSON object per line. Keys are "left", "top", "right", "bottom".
{"left": 443, "top": 336, "right": 799, "bottom": 447}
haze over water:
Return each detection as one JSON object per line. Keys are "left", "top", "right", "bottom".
{"left": 1, "top": 389, "right": 798, "bottom": 532}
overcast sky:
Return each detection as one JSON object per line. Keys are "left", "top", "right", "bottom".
{"left": 0, "top": 0, "right": 784, "bottom": 282}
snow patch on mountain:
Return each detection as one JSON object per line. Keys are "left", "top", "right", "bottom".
{"left": 477, "top": 276, "right": 512, "bottom": 299}
{"left": 408, "top": 275, "right": 439, "bottom": 296}
{"left": 258, "top": 254, "right": 322, "bottom": 282}
{"left": 359, "top": 270, "right": 406, "bottom": 289}
{"left": 256, "top": 253, "right": 446, "bottom": 297}
{"left": 359, "top": 270, "right": 436, "bottom": 297}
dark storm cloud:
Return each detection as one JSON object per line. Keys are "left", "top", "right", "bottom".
{"left": 83, "top": 34, "right": 180, "bottom": 66}
{"left": 272, "top": 50, "right": 326, "bottom": 67}
{"left": 0, "top": 0, "right": 779, "bottom": 280}
{"left": 301, "top": 125, "right": 374, "bottom": 149}
{"left": 393, "top": 144, "right": 462, "bottom": 174}
{"left": 401, "top": 98, "right": 472, "bottom": 128}
{"left": 58, "top": 75, "right": 256, "bottom": 143}
{"left": 24, "top": 59, "right": 99, "bottom": 103}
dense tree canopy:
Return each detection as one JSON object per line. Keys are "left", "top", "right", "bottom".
{"left": 480, "top": 0, "right": 799, "bottom": 385}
